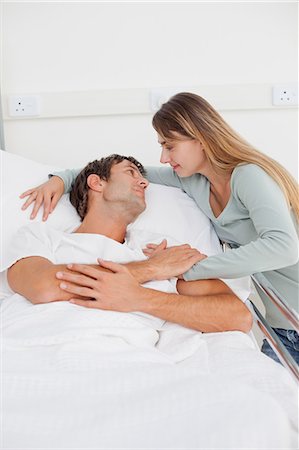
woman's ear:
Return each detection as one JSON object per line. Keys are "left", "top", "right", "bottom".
{"left": 87, "top": 174, "right": 104, "bottom": 192}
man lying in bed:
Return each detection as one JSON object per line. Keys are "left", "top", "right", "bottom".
{"left": 6, "top": 154, "right": 252, "bottom": 333}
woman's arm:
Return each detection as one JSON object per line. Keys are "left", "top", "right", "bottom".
{"left": 145, "top": 166, "right": 184, "bottom": 188}
{"left": 184, "top": 165, "right": 298, "bottom": 280}
{"left": 20, "top": 166, "right": 179, "bottom": 220}
{"left": 50, "top": 168, "right": 81, "bottom": 193}
{"left": 53, "top": 166, "right": 182, "bottom": 193}
{"left": 176, "top": 278, "right": 232, "bottom": 296}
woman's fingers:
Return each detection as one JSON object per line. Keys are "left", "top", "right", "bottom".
{"left": 19, "top": 188, "right": 36, "bottom": 199}
{"left": 50, "top": 192, "right": 61, "bottom": 213}
{"left": 20, "top": 189, "right": 49, "bottom": 219}
{"left": 30, "top": 193, "right": 46, "bottom": 219}
{"left": 43, "top": 196, "right": 53, "bottom": 221}
{"left": 20, "top": 177, "right": 65, "bottom": 219}
{"left": 146, "top": 243, "right": 159, "bottom": 249}
{"left": 21, "top": 193, "right": 37, "bottom": 211}
{"left": 143, "top": 248, "right": 154, "bottom": 256}
{"left": 147, "top": 244, "right": 207, "bottom": 279}
{"left": 143, "top": 239, "right": 168, "bottom": 258}
{"left": 146, "top": 239, "right": 167, "bottom": 250}
{"left": 156, "top": 239, "right": 167, "bottom": 250}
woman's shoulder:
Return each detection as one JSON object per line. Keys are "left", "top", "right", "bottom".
{"left": 233, "top": 163, "right": 266, "bottom": 177}
{"left": 231, "top": 163, "right": 284, "bottom": 202}
{"left": 232, "top": 163, "right": 272, "bottom": 187}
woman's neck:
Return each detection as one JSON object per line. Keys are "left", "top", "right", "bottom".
{"left": 198, "top": 161, "right": 232, "bottom": 192}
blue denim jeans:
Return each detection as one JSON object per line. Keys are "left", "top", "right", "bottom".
{"left": 261, "top": 328, "right": 299, "bottom": 364}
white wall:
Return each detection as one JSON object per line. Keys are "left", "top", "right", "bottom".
{"left": 1, "top": 1, "right": 298, "bottom": 176}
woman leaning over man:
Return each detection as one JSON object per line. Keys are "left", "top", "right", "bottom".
{"left": 21, "top": 92, "right": 299, "bottom": 363}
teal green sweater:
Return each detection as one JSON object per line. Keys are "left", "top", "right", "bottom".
{"left": 52, "top": 164, "right": 298, "bottom": 329}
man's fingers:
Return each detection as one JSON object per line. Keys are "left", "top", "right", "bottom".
{"left": 59, "top": 282, "right": 94, "bottom": 298}
{"left": 69, "top": 299, "right": 97, "bottom": 308}
{"left": 195, "top": 253, "right": 207, "bottom": 262}
{"left": 97, "top": 259, "right": 125, "bottom": 273}
{"left": 188, "top": 253, "right": 207, "bottom": 266}
{"left": 56, "top": 271, "right": 97, "bottom": 288}
{"left": 179, "top": 250, "right": 201, "bottom": 260}
{"left": 65, "top": 264, "right": 101, "bottom": 279}
{"left": 179, "top": 244, "right": 191, "bottom": 249}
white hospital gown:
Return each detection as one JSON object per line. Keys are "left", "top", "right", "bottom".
{"left": 2, "top": 222, "right": 177, "bottom": 323}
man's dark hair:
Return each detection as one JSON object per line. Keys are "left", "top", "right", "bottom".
{"left": 70, "top": 154, "right": 146, "bottom": 220}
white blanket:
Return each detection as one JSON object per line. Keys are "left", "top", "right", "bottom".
{"left": 2, "top": 224, "right": 298, "bottom": 448}
{"left": 2, "top": 305, "right": 298, "bottom": 449}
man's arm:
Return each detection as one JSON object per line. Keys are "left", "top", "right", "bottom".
{"left": 7, "top": 256, "right": 110, "bottom": 304}
{"left": 137, "top": 287, "right": 252, "bottom": 333}
{"left": 55, "top": 262, "right": 253, "bottom": 333}
{"left": 154, "top": 277, "right": 252, "bottom": 332}
{"left": 7, "top": 244, "right": 204, "bottom": 304}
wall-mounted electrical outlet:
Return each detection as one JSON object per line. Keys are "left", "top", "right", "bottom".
{"left": 272, "top": 84, "right": 298, "bottom": 106}
{"left": 8, "top": 95, "right": 41, "bottom": 117}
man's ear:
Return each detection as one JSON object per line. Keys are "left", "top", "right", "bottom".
{"left": 87, "top": 174, "right": 105, "bottom": 192}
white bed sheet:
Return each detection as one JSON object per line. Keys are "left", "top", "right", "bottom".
{"left": 2, "top": 294, "right": 298, "bottom": 449}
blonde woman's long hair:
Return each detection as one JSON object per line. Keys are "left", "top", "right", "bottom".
{"left": 152, "top": 92, "right": 299, "bottom": 221}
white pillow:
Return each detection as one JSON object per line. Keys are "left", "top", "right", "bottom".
{"left": 1, "top": 150, "right": 81, "bottom": 249}
{"left": 0, "top": 150, "right": 221, "bottom": 297}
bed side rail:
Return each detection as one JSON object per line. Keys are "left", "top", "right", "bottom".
{"left": 250, "top": 273, "right": 299, "bottom": 382}
{"left": 251, "top": 273, "right": 299, "bottom": 333}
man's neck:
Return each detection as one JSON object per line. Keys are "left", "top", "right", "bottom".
{"left": 74, "top": 209, "right": 128, "bottom": 243}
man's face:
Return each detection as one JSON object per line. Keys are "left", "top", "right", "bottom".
{"left": 102, "top": 160, "right": 148, "bottom": 218}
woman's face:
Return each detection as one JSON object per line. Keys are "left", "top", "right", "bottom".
{"left": 158, "top": 132, "right": 206, "bottom": 177}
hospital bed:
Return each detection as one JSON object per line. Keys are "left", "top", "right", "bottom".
{"left": 0, "top": 149, "right": 298, "bottom": 449}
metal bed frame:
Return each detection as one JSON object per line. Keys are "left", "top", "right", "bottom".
{"left": 220, "top": 241, "right": 298, "bottom": 382}
{"left": 249, "top": 272, "right": 299, "bottom": 383}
